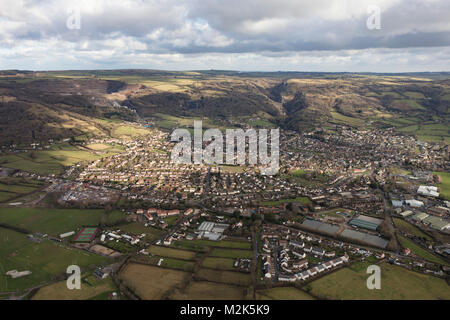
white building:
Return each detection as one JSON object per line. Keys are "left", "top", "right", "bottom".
{"left": 59, "top": 231, "right": 75, "bottom": 239}
{"left": 417, "top": 186, "right": 439, "bottom": 197}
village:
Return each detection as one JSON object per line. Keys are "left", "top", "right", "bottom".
{"left": 1, "top": 122, "right": 449, "bottom": 300}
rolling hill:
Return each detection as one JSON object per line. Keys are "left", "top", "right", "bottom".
{"left": 0, "top": 70, "right": 449, "bottom": 146}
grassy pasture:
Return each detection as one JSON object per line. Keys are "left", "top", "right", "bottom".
{"left": 330, "top": 111, "right": 365, "bottom": 127}
{"left": 195, "top": 268, "right": 251, "bottom": 286}
{"left": 104, "top": 210, "right": 127, "bottom": 225}
{"left": 403, "top": 91, "right": 426, "bottom": 99}
{"left": 0, "top": 192, "right": 13, "bottom": 202}
{"left": 147, "top": 246, "right": 196, "bottom": 260}
{"left": 32, "top": 274, "right": 117, "bottom": 300}
{"left": 170, "top": 281, "right": 245, "bottom": 300}
{"left": 248, "top": 119, "right": 276, "bottom": 128}
{"left": 144, "top": 255, "right": 195, "bottom": 271}
{"left": 172, "top": 240, "right": 209, "bottom": 252}
{"left": 434, "top": 171, "right": 450, "bottom": 200}
{"left": 202, "top": 257, "right": 236, "bottom": 271}
{"left": 0, "top": 228, "right": 107, "bottom": 293}
{"left": 305, "top": 262, "right": 450, "bottom": 300}
{"left": 210, "top": 248, "right": 253, "bottom": 259}
{"left": 153, "top": 113, "right": 219, "bottom": 131}
{"left": 261, "top": 196, "right": 312, "bottom": 206}
{"left": 257, "top": 287, "right": 315, "bottom": 300}
{"left": 119, "top": 263, "right": 188, "bottom": 299}
{"left": 393, "top": 218, "right": 432, "bottom": 241}
{"left": 111, "top": 125, "right": 150, "bottom": 138}
{"left": 397, "top": 123, "right": 450, "bottom": 144}
{"left": 157, "top": 257, "right": 195, "bottom": 272}
{"left": 397, "top": 235, "right": 448, "bottom": 265}
{"left": 392, "top": 99, "right": 425, "bottom": 110}
{"left": 0, "top": 207, "right": 106, "bottom": 235}
{"left": 117, "top": 222, "right": 162, "bottom": 241}
{"left": 176, "top": 239, "right": 252, "bottom": 250}
{"left": 0, "top": 177, "right": 44, "bottom": 203}
{"left": 85, "top": 143, "right": 112, "bottom": 151}
{"left": 0, "top": 145, "right": 115, "bottom": 175}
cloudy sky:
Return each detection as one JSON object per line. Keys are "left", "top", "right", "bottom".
{"left": 1, "top": 0, "right": 449, "bottom": 72}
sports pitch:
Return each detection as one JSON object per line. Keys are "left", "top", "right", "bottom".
{"left": 73, "top": 227, "right": 98, "bottom": 242}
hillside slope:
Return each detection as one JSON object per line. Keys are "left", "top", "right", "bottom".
{"left": 1, "top": 70, "right": 449, "bottom": 145}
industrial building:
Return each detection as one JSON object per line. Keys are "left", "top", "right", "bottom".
{"left": 349, "top": 215, "right": 383, "bottom": 231}
{"left": 417, "top": 185, "right": 439, "bottom": 197}
{"left": 195, "top": 221, "right": 229, "bottom": 241}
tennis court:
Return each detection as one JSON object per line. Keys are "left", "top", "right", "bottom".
{"left": 73, "top": 227, "right": 98, "bottom": 242}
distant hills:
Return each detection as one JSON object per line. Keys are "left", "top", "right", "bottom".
{"left": 0, "top": 70, "right": 449, "bottom": 145}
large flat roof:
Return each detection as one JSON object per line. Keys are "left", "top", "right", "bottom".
{"left": 301, "top": 220, "right": 340, "bottom": 235}
{"left": 341, "top": 229, "right": 389, "bottom": 248}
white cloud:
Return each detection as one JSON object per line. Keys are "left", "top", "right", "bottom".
{"left": 0, "top": 0, "right": 449, "bottom": 71}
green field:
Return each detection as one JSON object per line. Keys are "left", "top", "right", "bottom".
{"left": 85, "top": 143, "right": 125, "bottom": 153}
{"left": 330, "top": 111, "right": 365, "bottom": 127}
{"left": 163, "top": 215, "right": 179, "bottom": 226}
{"left": 0, "top": 208, "right": 107, "bottom": 235}
{"left": 153, "top": 113, "right": 221, "bottom": 131}
{"left": 32, "top": 274, "right": 117, "bottom": 300}
{"left": 170, "top": 281, "right": 246, "bottom": 300}
{"left": 161, "top": 257, "right": 194, "bottom": 271}
{"left": 261, "top": 196, "right": 312, "bottom": 206}
{"left": 0, "top": 178, "right": 44, "bottom": 203}
{"left": 248, "top": 119, "right": 276, "bottom": 128}
{"left": 111, "top": 125, "right": 150, "bottom": 138}
{"left": 305, "top": 262, "right": 450, "bottom": 300}
{"left": 104, "top": 210, "right": 127, "bottom": 225}
{"left": 147, "top": 246, "right": 196, "bottom": 260}
{"left": 150, "top": 256, "right": 195, "bottom": 272}
{"left": 118, "top": 222, "right": 162, "bottom": 241}
{"left": 202, "top": 257, "right": 236, "bottom": 271}
{"left": 104, "top": 240, "right": 135, "bottom": 253}
{"left": 397, "top": 235, "right": 448, "bottom": 265}
{"left": 434, "top": 171, "right": 450, "bottom": 200}
{"left": 393, "top": 218, "right": 432, "bottom": 241}
{"left": 210, "top": 248, "right": 253, "bottom": 259}
{"left": 397, "top": 123, "right": 450, "bottom": 144}
{"left": 175, "top": 239, "right": 251, "bottom": 250}
{"left": 0, "top": 149, "right": 104, "bottom": 175}
{"left": 317, "top": 208, "right": 352, "bottom": 219}
{"left": 403, "top": 91, "right": 426, "bottom": 99}
{"left": 195, "top": 268, "right": 251, "bottom": 286}
{"left": 119, "top": 263, "right": 188, "bottom": 299}
{"left": 0, "top": 178, "right": 43, "bottom": 194}
{"left": 257, "top": 287, "right": 315, "bottom": 300}
{"left": 0, "top": 140, "right": 124, "bottom": 175}
{"left": 172, "top": 240, "right": 210, "bottom": 252}
{"left": 0, "top": 228, "right": 107, "bottom": 292}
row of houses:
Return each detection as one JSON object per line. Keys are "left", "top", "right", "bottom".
{"left": 278, "top": 254, "right": 349, "bottom": 282}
